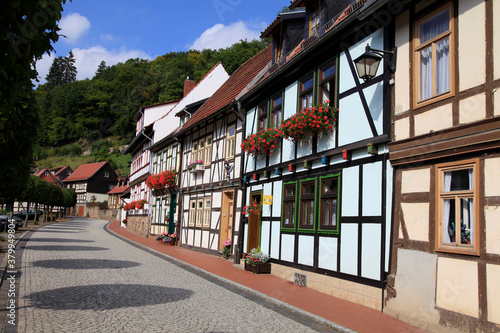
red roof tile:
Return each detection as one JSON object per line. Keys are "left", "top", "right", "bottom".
{"left": 179, "top": 45, "right": 272, "bottom": 133}
{"left": 64, "top": 161, "right": 108, "bottom": 182}
{"left": 107, "top": 185, "right": 129, "bottom": 195}
{"left": 34, "top": 168, "right": 63, "bottom": 187}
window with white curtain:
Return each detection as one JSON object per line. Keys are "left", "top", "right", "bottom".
{"left": 436, "top": 159, "right": 479, "bottom": 255}
{"left": 414, "top": 4, "right": 454, "bottom": 106}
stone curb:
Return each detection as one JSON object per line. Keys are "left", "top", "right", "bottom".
{"left": 105, "top": 221, "right": 357, "bottom": 333}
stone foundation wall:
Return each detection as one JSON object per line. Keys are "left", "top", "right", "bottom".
{"left": 271, "top": 264, "right": 382, "bottom": 310}
{"left": 126, "top": 215, "right": 149, "bottom": 237}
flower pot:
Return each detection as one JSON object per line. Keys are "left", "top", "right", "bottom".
{"left": 244, "top": 262, "right": 271, "bottom": 274}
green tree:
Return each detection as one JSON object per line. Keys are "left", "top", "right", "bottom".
{"left": 62, "top": 50, "right": 77, "bottom": 84}
{"left": 0, "top": 0, "right": 68, "bottom": 205}
{"left": 94, "top": 60, "right": 109, "bottom": 79}
{"left": 46, "top": 56, "right": 65, "bottom": 87}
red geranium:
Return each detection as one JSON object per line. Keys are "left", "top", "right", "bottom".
{"left": 282, "top": 100, "right": 339, "bottom": 142}
{"left": 241, "top": 128, "right": 283, "bottom": 157}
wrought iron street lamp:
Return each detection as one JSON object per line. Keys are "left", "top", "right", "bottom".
{"left": 353, "top": 44, "right": 397, "bottom": 82}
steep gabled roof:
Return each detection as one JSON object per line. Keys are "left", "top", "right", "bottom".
{"left": 178, "top": 45, "right": 272, "bottom": 134}
{"left": 107, "top": 184, "right": 129, "bottom": 195}
{"left": 34, "top": 168, "right": 63, "bottom": 187}
{"left": 63, "top": 161, "right": 108, "bottom": 182}
{"left": 52, "top": 165, "right": 73, "bottom": 180}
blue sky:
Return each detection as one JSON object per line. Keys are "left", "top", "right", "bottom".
{"left": 36, "top": 0, "right": 288, "bottom": 84}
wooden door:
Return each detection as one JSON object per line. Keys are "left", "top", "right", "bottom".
{"left": 219, "top": 191, "right": 234, "bottom": 251}
{"left": 247, "top": 192, "right": 261, "bottom": 252}
{"left": 78, "top": 206, "right": 84, "bottom": 217}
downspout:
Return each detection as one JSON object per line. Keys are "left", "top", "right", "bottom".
{"left": 236, "top": 99, "right": 246, "bottom": 265}
{"left": 175, "top": 135, "right": 183, "bottom": 245}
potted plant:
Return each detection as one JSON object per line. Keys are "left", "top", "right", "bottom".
{"left": 221, "top": 238, "right": 231, "bottom": 259}
{"left": 156, "top": 231, "right": 177, "bottom": 246}
{"left": 244, "top": 248, "right": 271, "bottom": 274}
{"left": 187, "top": 160, "right": 204, "bottom": 172}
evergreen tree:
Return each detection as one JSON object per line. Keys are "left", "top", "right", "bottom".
{"left": 62, "top": 50, "right": 77, "bottom": 84}
{"left": 46, "top": 50, "right": 77, "bottom": 86}
{"left": 46, "top": 56, "right": 65, "bottom": 87}
{"left": 94, "top": 60, "right": 109, "bottom": 79}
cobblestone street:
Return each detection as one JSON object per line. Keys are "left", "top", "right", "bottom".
{"left": 5, "top": 218, "right": 339, "bottom": 332}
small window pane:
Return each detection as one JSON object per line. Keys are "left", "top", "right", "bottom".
{"left": 443, "top": 198, "right": 456, "bottom": 243}
{"left": 303, "top": 183, "right": 315, "bottom": 195}
{"left": 419, "top": 46, "right": 433, "bottom": 101}
{"left": 322, "top": 65, "right": 335, "bottom": 79}
{"left": 302, "top": 77, "right": 313, "bottom": 91}
{"left": 273, "top": 95, "right": 282, "bottom": 108}
{"left": 436, "top": 38, "right": 450, "bottom": 95}
{"left": 419, "top": 9, "right": 449, "bottom": 43}
{"left": 460, "top": 198, "right": 473, "bottom": 245}
{"left": 322, "top": 178, "right": 337, "bottom": 194}
{"left": 445, "top": 169, "right": 472, "bottom": 191}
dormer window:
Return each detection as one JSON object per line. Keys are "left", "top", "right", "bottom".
{"left": 309, "top": 4, "right": 321, "bottom": 37}
{"left": 275, "top": 34, "right": 283, "bottom": 64}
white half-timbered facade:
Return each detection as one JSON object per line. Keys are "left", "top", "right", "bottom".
{"left": 149, "top": 63, "right": 230, "bottom": 238}
{"left": 239, "top": 0, "right": 394, "bottom": 311}
{"left": 124, "top": 101, "right": 178, "bottom": 236}
{"left": 176, "top": 49, "right": 272, "bottom": 256}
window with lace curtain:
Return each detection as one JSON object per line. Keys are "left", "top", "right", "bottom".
{"left": 414, "top": 3, "right": 455, "bottom": 107}
{"left": 436, "top": 159, "right": 479, "bottom": 255}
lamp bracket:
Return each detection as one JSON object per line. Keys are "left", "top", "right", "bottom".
{"left": 364, "top": 44, "right": 397, "bottom": 74}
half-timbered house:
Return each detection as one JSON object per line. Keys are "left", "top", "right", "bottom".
{"left": 238, "top": 0, "right": 395, "bottom": 311}
{"left": 124, "top": 100, "right": 179, "bottom": 236}
{"left": 149, "top": 63, "right": 230, "bottom": 238}
{"left": 384, "top": 0, "right": 500, "bottom": 331}
{"left": 175, "top": 47, "right": 272, "bottom": 256}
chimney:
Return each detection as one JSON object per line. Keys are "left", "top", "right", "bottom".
{"left": 184, "top": 76, "right": 195, "bottom": 97}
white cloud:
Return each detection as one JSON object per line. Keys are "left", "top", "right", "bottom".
{"left": 35, "top": 46, "right": 152, "bottom": 84}
{"left": 72, "top": 47, "right": 152, "bottom": 80}
{"left": 188, "top": 21, "right": 265, "bottom": 51}
{"left": 59, "top": 13, "right": 91, "bottom": 44}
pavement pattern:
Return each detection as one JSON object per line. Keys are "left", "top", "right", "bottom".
{"left": 12, "top": 218, "right": 341, "bottom": 333}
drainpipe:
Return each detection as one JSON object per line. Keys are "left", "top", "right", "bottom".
{"left": 236, "top": 99, "right": 247, "bottom": 265}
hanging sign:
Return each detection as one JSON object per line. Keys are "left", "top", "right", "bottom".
{"left": 263, "top": 195, "right": 273, "bottom": 205}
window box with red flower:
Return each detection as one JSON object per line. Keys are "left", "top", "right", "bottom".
{"left": 187, "top": 160, "right": 205, "bottom": 173}
{"left": 146, "top": 169, "right": 177, "bottom": 190}
{"left": 281, "top": 100, "right": 338, "bottom": 143}
{"left": 241, "top": 128, "right": 283, "bottom": 157}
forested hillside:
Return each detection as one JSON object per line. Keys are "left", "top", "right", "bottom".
{"left": 35, "top": 39, "right": 270, "bottom": 149}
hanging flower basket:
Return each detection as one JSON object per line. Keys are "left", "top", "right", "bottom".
{"left": 243, "top": 202, "right": 262, "bottom": 218}
{"left": 241, "top": 128, "right": 284, "bottom": 157}
{"left": 146, "top": 169, "right": 177, "bottom": 190}
{"left": 281, "top": 100, "right": 339, "bottom": 142}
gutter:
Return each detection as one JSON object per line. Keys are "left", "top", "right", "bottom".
{"left": 238, "top": 0, "right": 381, "bottom": 105}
